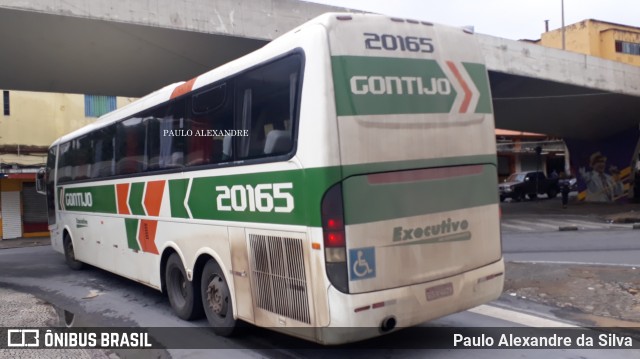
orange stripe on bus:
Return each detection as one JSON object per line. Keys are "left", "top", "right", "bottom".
{"left": 446, "top": 61, "right": 472, "bottom": 113}
{"left": 116, "top": 183, "right": 131, "bottom": 215}
{"left": 138, "top": 220, "right": 159, "bottom": 255}
{"left": 144, "top": 180, "right": 166, "bottom": 217}
{"left": 170, "top": 77, "right": 197, "bottom": 99}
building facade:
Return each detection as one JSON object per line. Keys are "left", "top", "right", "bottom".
{"left": 539, "top": 19, "right": 640, "bottom": 67}
{"left": 0, "top": 90, "right": 134, "bottom": 239}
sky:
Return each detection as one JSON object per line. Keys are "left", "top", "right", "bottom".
{"left": 303, "top": 0, "right": 639, "bottom": 40}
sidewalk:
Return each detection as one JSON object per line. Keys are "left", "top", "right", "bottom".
{"left": 504, "top": 262, "right": 640, "bottom": 326}
{"left": 501, "top": 196, "right": 640, "bottom": 326}
{"left": 0, "top": 237, "right": 50, "bottom": 250}
{"left": 0, "top": 288, "right": 117, "bottom": 358}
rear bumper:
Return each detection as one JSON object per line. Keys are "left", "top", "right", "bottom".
{"left": 317, "top": 258, "right": 504, "bottom": 344}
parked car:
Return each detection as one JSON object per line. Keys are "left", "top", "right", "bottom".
{"left": 498, "top": 171, "right": 560, "bottom": 202}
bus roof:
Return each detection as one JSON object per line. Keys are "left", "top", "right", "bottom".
{"left": 51, "top": 12, "right": 464, "bottom": 148}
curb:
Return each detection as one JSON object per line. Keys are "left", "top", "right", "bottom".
{"left": 558, "top": 225, "right": 578, "bottom": 231}
{"left": 0, "top": 237, "right": 50, "bottom": 250}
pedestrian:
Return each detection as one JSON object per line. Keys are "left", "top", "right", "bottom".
{"left": 559, "top": 172, "right": 571, "bottom": 208}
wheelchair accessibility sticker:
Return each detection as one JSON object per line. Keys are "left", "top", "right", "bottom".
{"left": 349, "top": 247, "right": 376, "bottom": 281}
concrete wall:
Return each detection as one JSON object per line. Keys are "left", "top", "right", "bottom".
{"left": 0, "top": 0, "right": 345, "bottom": 41}
{"left": 478, "top": 34, "right": 640, "bottom": 98}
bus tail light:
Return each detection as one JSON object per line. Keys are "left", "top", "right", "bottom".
{"left": 321, "top": 183, "right": 349, "bottom": 293}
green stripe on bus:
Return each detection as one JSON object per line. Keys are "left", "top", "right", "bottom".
{"left": 129, "top": 182, "right": 145, "bottom": 216}
{"left": 57, "top": 155, "right": 496, "bottom": 226}
{"left": 63, "top": 185, "right": 117, "bottom": 214}
{"left": 169, "top": 179, "right": 190, "bottom": 219}
{"left": 463, "top": 62, "right": 493, "bottom": 114}
{"left": 124, "top": 218, "right": 140, "bottom": 251}
{"left": 187, "top": 170, "right": 309, "bottom": 225}
{"left": 332, "top": 56, "right": 457, "bottom": 116}
{"left": 342, "top": 165, "right": 498, "bottom": 225}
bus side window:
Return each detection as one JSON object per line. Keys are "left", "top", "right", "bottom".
{"left": 116, "top": 117, "right": 146, "bottom": 175}
{"left": 75, "top": 136, "right": 93, "bottom": 181}
{"left": 234, "top": 54, "right": 301, "bottom": 161}
{"left": 147, "top": 110, "right": 185, "bottom": 171}
{"left": 152, "top": 99, "right": 185, "bottom": 170}
{"left": 90, "top": 125, "right": 116, "bottom": 178}
{"left": 186, "top": 83, "right": 233, "bottom": 166}
{"left": 57, "top": 141, "right": 72, "bottom": 183}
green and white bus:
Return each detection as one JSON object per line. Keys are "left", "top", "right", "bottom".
{"left": 38, "top": 13, "right": 504, "bottom": 344}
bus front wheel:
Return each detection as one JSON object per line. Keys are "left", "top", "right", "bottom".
{"left": 165, "top": 253, "right": 203, "bottom": 320}
{"left": 201, "top": 259, "right": 239, "bottom": 336}
{"left": 63, "top": 234, "right": 84, "bottom": 270}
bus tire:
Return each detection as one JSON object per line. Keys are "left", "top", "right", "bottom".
{"left": 63, "top": 233, "right": 84, "bottom": 270}
{"left": 201, "top": 259, "right": 239, "bottom": 336}
{"left": 166, "top": 253, "right": 203, "bottom": 321}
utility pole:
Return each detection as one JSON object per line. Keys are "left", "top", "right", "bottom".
{"left": 535, "top": 146, "right": 542, "bottom": 200}
{"left": 561, "top": 0, "right": 566, "bottom": 50}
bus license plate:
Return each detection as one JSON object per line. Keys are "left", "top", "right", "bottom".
{"left": 425, "top": 283, "right": 454, "bottom": 301}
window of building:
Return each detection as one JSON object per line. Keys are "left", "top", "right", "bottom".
{"left": 3, "top": 90, "right": 9, "bottom": 116}
{"left": 615, "top": 40, "right": 640, "bottom": 56}
{"left": 85, "top": 95, "right": 117, "bottom": 117}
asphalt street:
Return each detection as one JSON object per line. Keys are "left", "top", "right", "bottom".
{"left": 1, "top": 241, "right": 638, "bottom": 359}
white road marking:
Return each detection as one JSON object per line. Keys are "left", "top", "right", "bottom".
{"left": 510, "top": 219, "right": 558, "bottom": 229}
{"left": 501, "top": 218, "right": 625, "bottom": 232}
{"left": 469, "top": 304, "right": 577, "bottom": 327}
{"left": 500, "top": 222, "right": 535, "bottom": 231}
{"left": 510, "top": 260, "right": 639, "bottom": 268}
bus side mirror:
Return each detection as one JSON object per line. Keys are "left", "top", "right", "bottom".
{"left": 36, "top": 168, "right": 46, "bottom": 195}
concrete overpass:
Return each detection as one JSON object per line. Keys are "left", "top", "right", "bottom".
{"left": 1, "top": 0, "right": 639, "bottom": 141}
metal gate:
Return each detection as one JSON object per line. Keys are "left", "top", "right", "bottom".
{"left": 1, "top": 191, "right": 22, "bottom": 239}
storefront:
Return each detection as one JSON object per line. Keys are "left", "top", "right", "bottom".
{"left": 0, "top": 173, "right": 49, "bottom": 240}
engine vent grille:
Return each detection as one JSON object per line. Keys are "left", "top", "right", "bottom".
{"left": 248, "top": 234, "right": 311, "bottom": 324}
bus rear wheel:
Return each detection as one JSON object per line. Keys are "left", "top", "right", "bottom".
{"left": 63, "top": 234, "right": 84, "bottom": 270}
{"left": 165, "top": 253, "right": 203, "bottom": 320}
{"left": 201, "top": 259, "right": 239, "bottom": 336}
